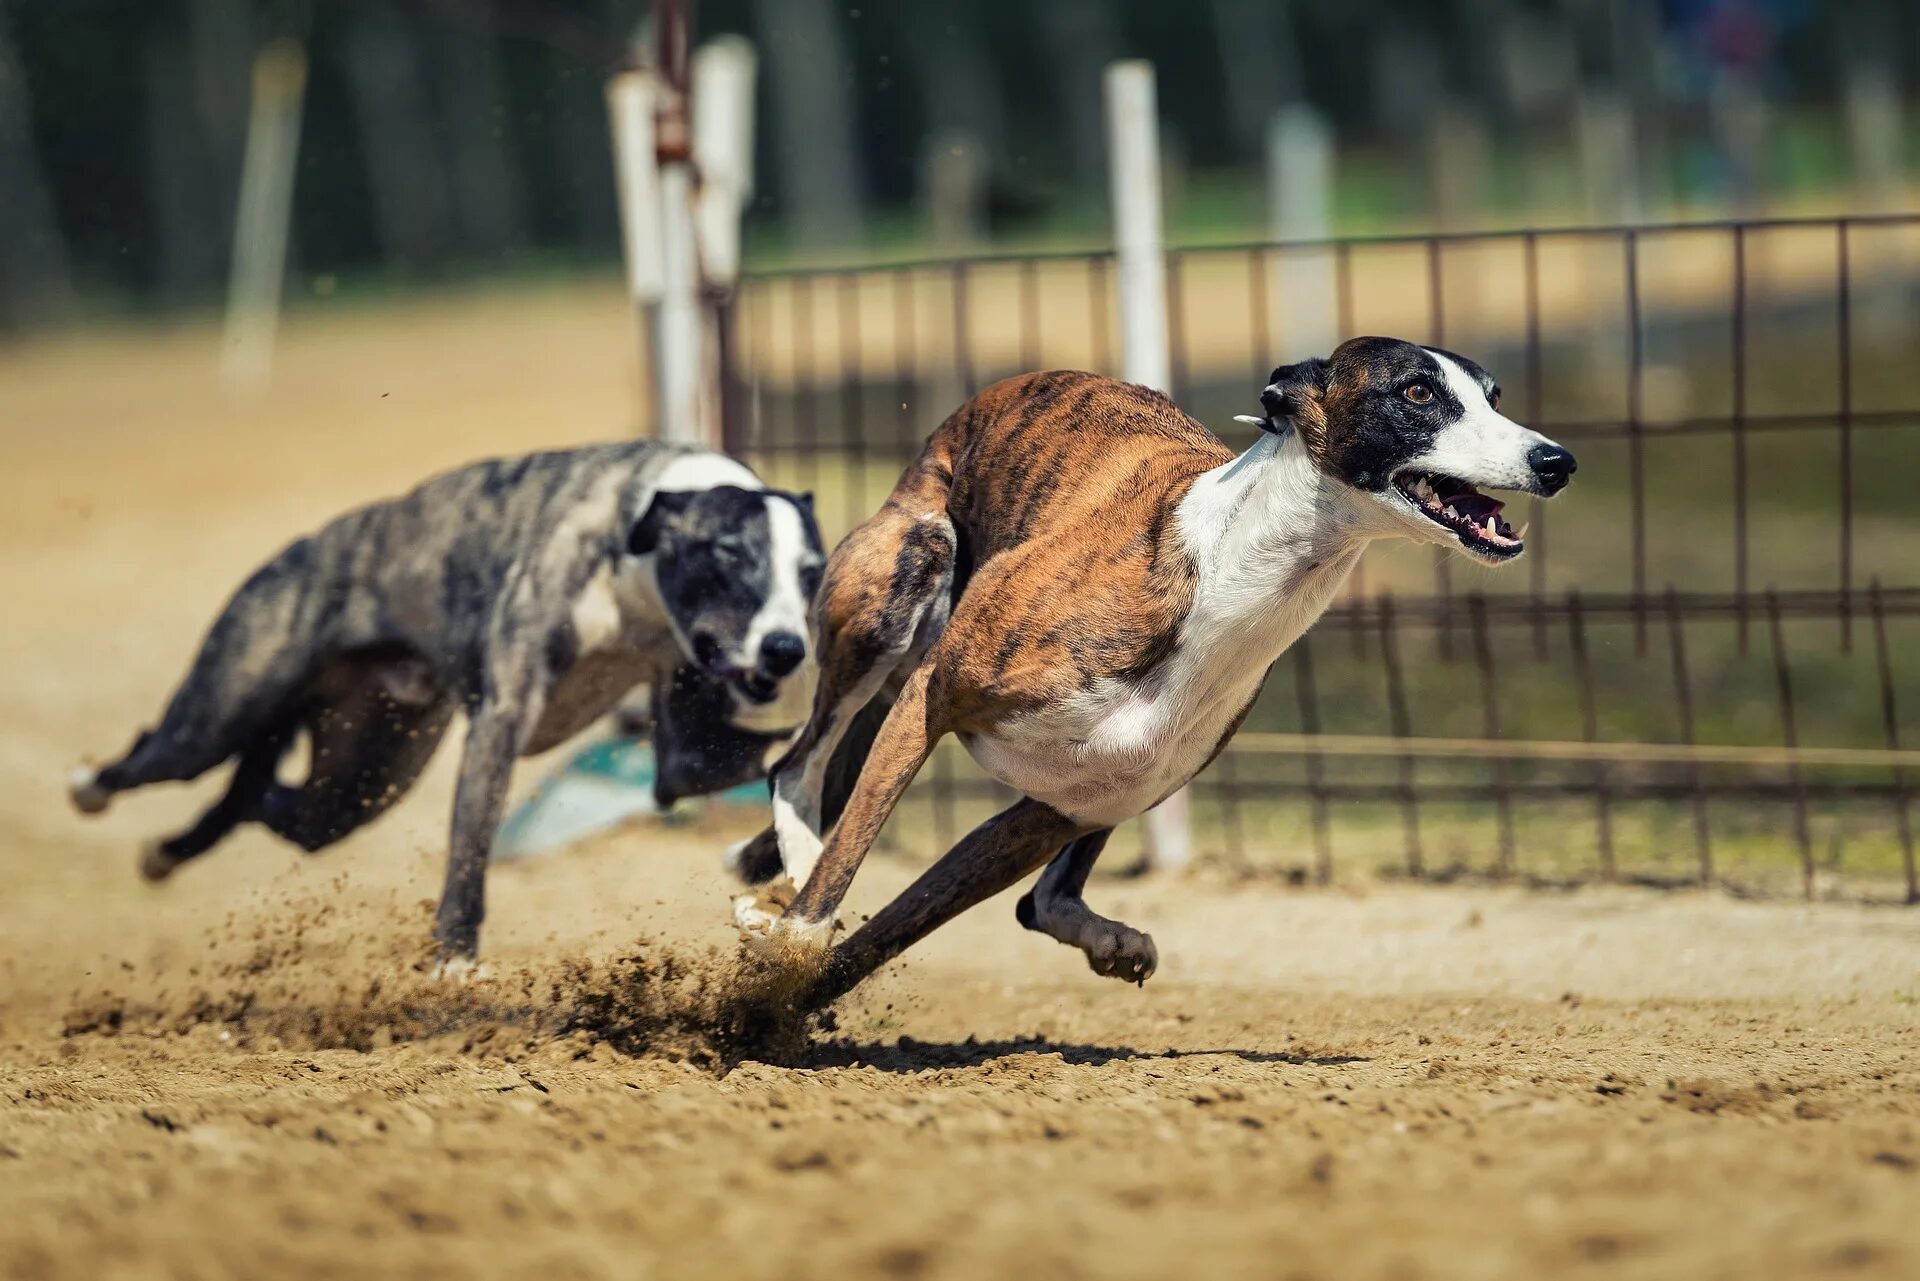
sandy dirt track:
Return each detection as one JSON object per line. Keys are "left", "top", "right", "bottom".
{"left": 4, "top": 303, "right": 1920, "bottom": 1281}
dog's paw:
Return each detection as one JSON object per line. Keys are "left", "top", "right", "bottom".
{"left": 428, "top": 954, "right": 491, "bottom": 984}
{"left": 69, "top": 768, "right": 110, "bottom": 816}
{"left": 1081, "top": 921, "right": 1159, "bottom": 986}
{"left": 137, "top": 840, "right": 178, "bottom": 883}
{"left": 742, "top": 910, "right": 837, "bottom": 957}
{"left": 731, "top": 878, "right": 796, "bottom": 934}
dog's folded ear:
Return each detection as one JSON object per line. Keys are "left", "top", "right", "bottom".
{"left": 628, "top": 489, "right": 700, "bottom": 555}
{"left": 1260, "top": 357, "right": 1332, "bottom": 453}
{"left": 769, "top": 488, "right": 815, "bottom": 514}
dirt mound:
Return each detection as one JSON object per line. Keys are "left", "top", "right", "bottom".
{"left": 55, "top": 895, "right": 829, "bottom": 1071}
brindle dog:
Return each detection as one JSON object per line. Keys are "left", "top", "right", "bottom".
{"left": 733, "top": 337, "right": 1577, "bottom": 1006}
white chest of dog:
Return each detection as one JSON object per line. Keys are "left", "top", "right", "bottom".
{"left": 963, "top": 432, "right": 1369, "bottom": 828}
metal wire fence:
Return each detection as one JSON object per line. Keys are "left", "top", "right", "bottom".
{"left": 723, "top": 213, "right": 1920, "bottom": 901}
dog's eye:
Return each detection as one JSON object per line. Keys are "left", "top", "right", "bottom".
{"left": 1403, "top": 383, "right": 1434, "bottom": 405}
{"left": 1489, "top": 390, "right": 1501, "bottom": 411}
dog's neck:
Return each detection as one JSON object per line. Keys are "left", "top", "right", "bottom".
{"left": 1175, "top": 426, "right": 1373, "bottom": 655}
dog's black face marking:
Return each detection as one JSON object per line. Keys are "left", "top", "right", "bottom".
{"left": 631, "top": 484, "right": 825, "bottom": 703}
{"left": 1258, "top": 336, "right": 1577, "bottom": 566}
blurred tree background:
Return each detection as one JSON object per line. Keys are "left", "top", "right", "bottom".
{"left": 0, "top": 0, "right": 1914, "bottom": 326}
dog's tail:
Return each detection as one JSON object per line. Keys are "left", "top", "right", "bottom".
{"left": 70, "top": 540, "right": 322, "bottom": 814}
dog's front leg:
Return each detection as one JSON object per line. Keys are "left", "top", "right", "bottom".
{"left": 806, "top": 797, "right": 1087, "bottom": 1008}
{"left": 434, "top": 674, "right": 545, "bottom": 972}
{"left": 775, "top": 665, "right": 941, "bottom": 948}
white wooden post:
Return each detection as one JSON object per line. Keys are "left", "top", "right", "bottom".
{"left": 607, "top": 67, "right": 665, "bottom": 430}
{"left": 1844, "top": 63, "right": 1908, "bottom": 338}
{"left": 1266, "top": 101, "right": 1336, "bottom": 358}
{"left": 1105, "top": 58, "right": 1190, "bottom": 872}
{"left": 691, "top": 35, "right": 757, "bottom": 450}
{"left": 924, "top": 129, "right": 986, "bottom": 251}
{"left": 692, "top": 36, "right": 756, "bottom": 287}
{"left": 1708, "top": 71, "right": 1766, "bottom": 213}
{"left": 1575, "top": 87, "right": 1639, "bottom": 223}
{"left": 610, "top": 36, "right": 754, "bottom": 450}
{"left": 220, "top": 39, "right": 307, "bottom": 395}
{"left": 656, "top": 156, "right": 709, "bottom": 445}
{"left": 1104, "top": 61, "right": 1169, "bottom": 390}
{"left": 1845, "top": 63, "right": 1901, "bottom": 212}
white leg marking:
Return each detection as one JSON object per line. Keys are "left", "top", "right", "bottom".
{"left": 749, "top": 910, "right": 835, "bottom": 955}
{"left": 730, "top": 877, "right": 796, "bottom": 933}
{"left": 770, "top": 661, "right": 892, "bottom": 889}
{"left": 771, "top": 790, "right": 826, "bottom": 890}
{"left": 428, "top": 955, "right": 492, "bottom": 983}
{"left": 69, "top": 767, "right": 110, "bottom": 815}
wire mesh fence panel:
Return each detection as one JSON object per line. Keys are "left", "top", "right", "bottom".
{"left": 725, "top": 214, "right": 1920, "bottom": 901}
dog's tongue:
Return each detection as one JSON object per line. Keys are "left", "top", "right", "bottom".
{"left": 1441, "top": 485, "right": 1504, "bottom": 522}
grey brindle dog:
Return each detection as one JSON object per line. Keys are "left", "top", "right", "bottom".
{"left": 69, "top": 444, "right": 824, "bottom": 969}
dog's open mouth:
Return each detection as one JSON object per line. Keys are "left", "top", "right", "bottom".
{"left": 694, "top": 634, "right": 782, "bottom": 704}
{"left": 1393, "top": 471, "right": 1527, "bottom": 558}
{"left": 732, "top": 672, "right": 780, "bottom": 704}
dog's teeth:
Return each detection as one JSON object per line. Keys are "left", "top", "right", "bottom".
{"left": 1444, "top": 504, "right": 1458, "bottom": 519}
{"left": 1484, "top": 516, "right": 1498, "bottom": 536}
{"left": 1515, "top": 522, "right": 1529, "bottom": 541}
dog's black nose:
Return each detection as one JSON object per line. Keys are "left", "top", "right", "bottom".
{"left": 1527, "top": 443, "right": 1577, "bottom": 494}
{"left": 759, "top": 631, "right": 806, "bottom": 678}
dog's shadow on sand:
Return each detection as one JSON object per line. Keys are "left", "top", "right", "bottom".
{"left": 803, "top": 1035, "right": 1368, "bottom": 1074}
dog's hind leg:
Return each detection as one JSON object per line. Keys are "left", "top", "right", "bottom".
{"left": 139, "top": 721, "right": 298, "bottom": 881}
{"left": 71, "top": 549, "right": 317, "bottom": 815}
{"left": 806, "top": 797, "right": 1089, "bottom": 1007}
{"left": 1014, "top": 830, "right": 1158, "bottom": 984}
{"left": 74, "top": 691, "right": 288, "bottom": 816}
{"left": 260, "top": 683, "right": 454, "bottom": 854}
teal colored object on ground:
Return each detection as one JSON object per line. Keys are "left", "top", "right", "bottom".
{"left": 492, "top": 737, "right": 764, "bottom": 861}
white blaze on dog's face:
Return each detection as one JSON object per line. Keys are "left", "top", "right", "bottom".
{"left": 626, "top": 481, "right": 825, "bottom": 716}
{"left": 734, "top": 492, "right": 823, "bottom": 729}
{"left": 1257, "top": 336, "right": 1578, "bottom": 566}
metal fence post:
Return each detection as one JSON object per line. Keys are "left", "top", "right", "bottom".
{"left": 1104, "top": 58, "right": 1189, "bottom": 872}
